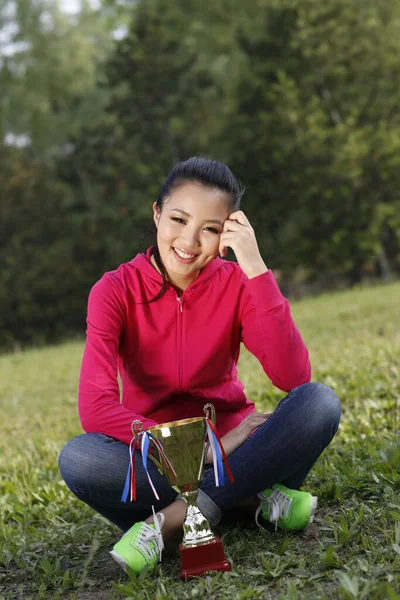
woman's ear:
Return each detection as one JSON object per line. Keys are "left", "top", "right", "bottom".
{"left": 152, "top": 202, "right": 160, "bottom": 229}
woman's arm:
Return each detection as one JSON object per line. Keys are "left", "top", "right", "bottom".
{"left": 240, "top": 271, "right": 311, "bottom": 391}
{"left": 78, "top": 275, "right": 157, "bottom": 445}
{"left": 219, "top": 210, "right": 311, "bottom": 392}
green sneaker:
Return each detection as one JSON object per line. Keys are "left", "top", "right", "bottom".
{"left": 255, "top": 484, "right": 318, "bottom": 531}
{"left": 110, "top": 509, "right": 165, "bottom": 576}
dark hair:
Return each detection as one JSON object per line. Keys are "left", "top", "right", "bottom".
{"left": 148, "top": 156, "right": 244, "bottom": 303}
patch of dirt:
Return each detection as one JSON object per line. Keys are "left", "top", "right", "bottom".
{"left": 67, "top": 592, "right": 113, "bottom": 600}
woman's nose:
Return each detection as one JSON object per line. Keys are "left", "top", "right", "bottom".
{"left": 182, "top": 228, "right": 200, "bottom": 247}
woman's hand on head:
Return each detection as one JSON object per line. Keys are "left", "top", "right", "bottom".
{"left": 219, "top": 211, "right": 268, "bottom": 279}
{"left": 206, "top": 412, "right": 272, "bottom": 462}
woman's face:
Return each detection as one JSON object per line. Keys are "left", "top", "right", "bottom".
{"left": 152, "top": 182, "right": 231, "bottom": 292}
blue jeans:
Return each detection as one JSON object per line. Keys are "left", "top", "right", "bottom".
{"left": 58, "top": 383, "right": 340, "bottom": 531}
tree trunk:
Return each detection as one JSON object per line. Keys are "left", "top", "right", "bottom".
{"left": 378, "top": 247, "right": 392, "bottom": 282}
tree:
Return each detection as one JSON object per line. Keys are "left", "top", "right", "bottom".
{"left": 225, "top": 0, "right": 400, "bottom": 281}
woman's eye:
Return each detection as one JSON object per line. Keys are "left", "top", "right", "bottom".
{"left": 171, "top": 217, "right": 219, "bottom": 234}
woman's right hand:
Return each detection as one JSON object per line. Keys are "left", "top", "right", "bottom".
{"left": 206, "top": 412, "right": 272, "bottom": 462}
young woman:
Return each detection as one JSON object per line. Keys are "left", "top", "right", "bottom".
{"left": 58, "top": 157, "right": 341, "bottom": 576}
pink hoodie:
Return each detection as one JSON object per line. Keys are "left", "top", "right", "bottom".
{"left": 78, "top": 246, "right": 311, "bottom": 445}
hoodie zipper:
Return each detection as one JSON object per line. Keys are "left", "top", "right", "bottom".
{"left": 176, "top": 296, "right": 183, "bottom": 391}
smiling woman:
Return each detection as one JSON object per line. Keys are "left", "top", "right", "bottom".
{"left": 58, "top": 156, "right": 340, "bottom": 580}
{"left": 148, "top": 158, "right": 244, "bottom": 299}
{"left": 151, "top": 183, "right": 230, "bottom": 293}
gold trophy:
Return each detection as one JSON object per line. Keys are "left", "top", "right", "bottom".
{"left": 131, "top": 403, "right": 232, "bottom": 580}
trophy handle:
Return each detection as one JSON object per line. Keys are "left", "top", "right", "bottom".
{"left": 131, "top": 420, "right": 164, "bottom": 475}
{"left": 131, "top": 419, "right": 143, "bottom": 446}
{"left": 203, "top": 403, "right": 216, "bottom": 425}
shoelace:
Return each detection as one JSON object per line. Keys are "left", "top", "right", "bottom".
{"left": 255, "top": 488, "right": 293, "bottom": 531}
{"left": 134, "top": 506, "right": 165, "bottom": 562}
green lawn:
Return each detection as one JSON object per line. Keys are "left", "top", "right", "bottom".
{"left": 1, "top": 282, "right": 400, "bottom": 600}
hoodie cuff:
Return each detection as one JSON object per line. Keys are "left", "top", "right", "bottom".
{"left": 244, "top": 270, "right": 286, "bottom": 311}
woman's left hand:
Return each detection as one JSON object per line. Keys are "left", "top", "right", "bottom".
{"left": 219, "top": 210, "right": 268, "bottom": 279}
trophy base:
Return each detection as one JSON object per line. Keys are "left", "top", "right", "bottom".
{"left": 179, "top": 536, "right": 231, "bottom": 580}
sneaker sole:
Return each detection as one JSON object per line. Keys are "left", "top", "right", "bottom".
{"left": 308, "top": 496, "right": 318, "bottom": 526}
{"left": 109, "top": 550, "right": 128, "bottom": 573}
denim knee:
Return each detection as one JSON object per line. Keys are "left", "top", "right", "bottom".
{"left": 292, "top": 382, "right": 341, "bottom": 440}
{"left": 58, "top": 436, "right": 85, "bottom": 494}
{"left": 57, "top": 434, "right": 108, "bottom": 496}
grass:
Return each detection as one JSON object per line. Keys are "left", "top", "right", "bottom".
{"left": 1, "top": 281, "right": 400, "bottom": 599}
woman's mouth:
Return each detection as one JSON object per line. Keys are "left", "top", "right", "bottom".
{"left": 172, "top": 247, "right": 198, "bottom": 264}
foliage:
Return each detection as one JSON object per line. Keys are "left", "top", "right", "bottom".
{"left": 0, "top": 282, "right": 399, "bottom": 598}
{"left": 2, "top": 0, "right": 400, "bottom": 347}
{"left": 0, "top": 0, "right": 134, "bottom": 348}
{"left": 0, "top": 0, "right": 118, "bottom": 151}
{"left": 87, "top": 0, "right": 400, "bottom": 279}
{"left": 0, "top": 146, "right": 109, "bottom": 348}
{"left": 227, "top": 0, "right": 400, "bottom": 279}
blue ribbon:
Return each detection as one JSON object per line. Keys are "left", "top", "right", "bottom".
{"left": 121, "top": 461, "right": 131, "bottom": 503}
{"left": 141, "top": 432, "right": 160, "bottom": 498}
{"left": 142, "top": 432, "right": 150, "bottom": 482}
{"left": 212, "top": 429, "right": 225, "bottom": 486}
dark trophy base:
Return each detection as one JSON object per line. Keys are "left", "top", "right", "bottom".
{"left": 179, "top": 536, "right": 231, "bottom": 580}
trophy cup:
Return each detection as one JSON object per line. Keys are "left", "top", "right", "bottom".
{"left": 129, "top": 403, "right": 234, "bottom": 580}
